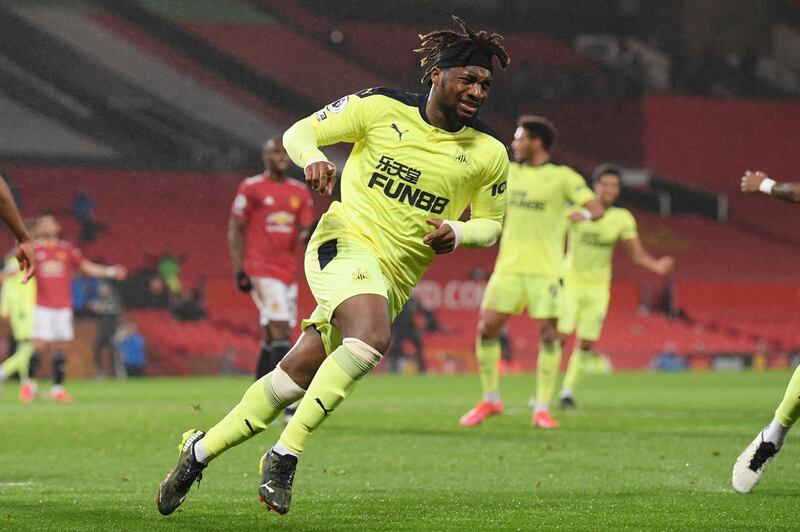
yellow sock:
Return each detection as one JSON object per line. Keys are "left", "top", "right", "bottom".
{"left": 476, "top": 336, "right": 501, "bottom": 399}
{"left": 202, "top": 367, "right": 304, "bottom": 458}
{"left": 279, "top": 338, "right": 381, "bottom": 454}
{"left": 0, "top": 342, "right": 33, "bottom": 380}
{"left": 561, "top": 347, "right": 592, "bottom": 396}
{"left": 775, "top": 365, "right": 800, "bottom": 427}
{"left": 535, "top": 341, "right": 562, "bottom": 409}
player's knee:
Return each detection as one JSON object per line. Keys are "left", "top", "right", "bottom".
{"left": 539, "top": 325, "right": 559, "bottom": 344}
{"left": 271, "top": 364, "right": 305, "bottom": 402}
{"left": 278, "top": 329, "right": 327, "bottom": 388}
{"left": 477, "top": 319, "right": 500, "bottom": 340}
{"left": 350, "top": 331, "right": 390, "bottom": 356}
{"left": 342, "top": 337, "right": 384, "bottom": 370}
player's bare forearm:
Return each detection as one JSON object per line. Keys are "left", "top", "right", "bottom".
{"left": 0, "top": 176, "right": 30, "bottom": 243}
{"left": 298, "top": 223, "right": 312, "bottom": 244}
{"left": 625, "top": 237, "right": 674, "bottom": 277}
{"left": 740, "top": 171, "right": 800, "bottom": 203}
{"left": 80, "top": 260, "right": 126, "bottom": 280}
{"left": 228, "top": 218, "right": 245, "bottom": 273}
{"left": 584, "top": 197, "right": 605, "bottom": 220}
{"left": 569, "top": 198, "right": 605, "bottom": 222}
{"left": 771, "top": 182, "right": 800, "bottom": 203}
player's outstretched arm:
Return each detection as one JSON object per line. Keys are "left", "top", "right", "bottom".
{"left": 0, "top": 176, "right": 34, "bottom": 282}
{"left": 741, "top": 171, "right": 800, "bottom": 203}
{"left": 568, "top": 197, "right": 606, "bottom": 222}
{"left": 0, "top": 176, "right": 30, "bottom": 243}
{"left": 623, "top": 236, "right": 675, "bottom": 277}
{"left": 80, "top": 259, "right": 127, "bottom": 280}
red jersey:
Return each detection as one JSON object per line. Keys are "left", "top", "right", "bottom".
{"left": 34, "top": 240, "right": 83, "bottom": 309}
{"left": 231, "top": 174, "right": 313, "bottom": 284}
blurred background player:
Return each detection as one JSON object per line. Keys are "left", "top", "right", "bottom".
{"left": 89, "top": 280, "right": 123, "bottom": 378}
{"left": 557, "top": 164, "right": 675, "bottom": 409}
{"left": 0, "top": 174, "right": 35, "bottom": 282}
{"left": 387, "top": 294, "right": 440, "bottom": 374}
{"left": 461, "top": 116, "right": 604, "bottom": 429}
{"left": 228, "top": 138, "right": 313, "bottom": 402}
{"left": 0, "top": 219, "right": 39, "bottom": 401}
{"left": 157, "top": 15, "right": 510, "bottom": 517}
{"left": 31, "top": 213, "right": 126, "bottom": 402}
{"left": 733, "top": 170, "right": 800, "bottom": 493}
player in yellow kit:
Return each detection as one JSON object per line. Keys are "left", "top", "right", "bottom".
{"left": 732, "top": 170, "right": 800, "bottom": 493}
{"left": 557, "top": 165, "right": 674, "bottom": 409}
{"left": 0, "top": 233, "right": 38, "bottom": 401}
{"left": 460, "top": 116, "right": 604, "bottom": 430}
{"left": 157, "top": 16, "right": 511, "bottom": 516}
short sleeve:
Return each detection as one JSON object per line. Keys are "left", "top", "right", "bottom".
{"left": 231, "top": 181, "right": 254, "bottom": 221}
{"left": 619, "top": 209, "right": 638, "bottom": 241}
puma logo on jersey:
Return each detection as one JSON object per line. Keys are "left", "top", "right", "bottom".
{"left": 390, "top": 123, "right": 409, "bottom": 141}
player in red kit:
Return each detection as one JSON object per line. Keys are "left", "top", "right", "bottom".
{"left": 229, "top": 138, "right": 313, "bottom": 396}
{"left": 30, "top": 213, "right": 126, "bottom": 402}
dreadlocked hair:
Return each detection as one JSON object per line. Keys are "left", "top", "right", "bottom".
{"left": 415, "top": 15, "right": 510, "bottom": 83}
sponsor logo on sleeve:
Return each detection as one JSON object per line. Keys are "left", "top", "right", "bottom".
{"left": 325, "top": 96, "right": 349, "bottom": 114}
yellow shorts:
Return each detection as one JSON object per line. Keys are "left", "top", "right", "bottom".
{"left": 301, "top": 236, "right": 402, "bottom": 355}
{"left": 557, "top": 282, "right": 610, "bottom": 341}
{"left": 481, "top": 272, "right": 561, "bottom": 319}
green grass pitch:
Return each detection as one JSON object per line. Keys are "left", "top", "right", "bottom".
{"left": 1, "top": 371, "right": 798, "bottom": 530}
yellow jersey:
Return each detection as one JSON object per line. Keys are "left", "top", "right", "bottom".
{"left": 563, "top": 206, "right": 637, "bottom": 287}
{"left": 289, "top": 88, "right": 509, "bottom": 304}
{"left": 493, "top": 161, "right": 594, "bottom": 277}
{"left": 0, "top": 254, "right": 36, "bottom": 319}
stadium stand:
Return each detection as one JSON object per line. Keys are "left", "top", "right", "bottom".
{"left": 0, "top": 90, "right": 115, "bottom": 160}
{"left": 12, "top": 5, "right": 283, "bottom": 150}
{"left": 180, "top": 21, "right": 387, "bottom": 106}
{"left": 92, "top": 13, "right": 297, "bottom": 127}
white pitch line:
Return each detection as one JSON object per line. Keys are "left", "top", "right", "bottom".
{"left": 0, "top": 482, "right": 34, "bottom": 487}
